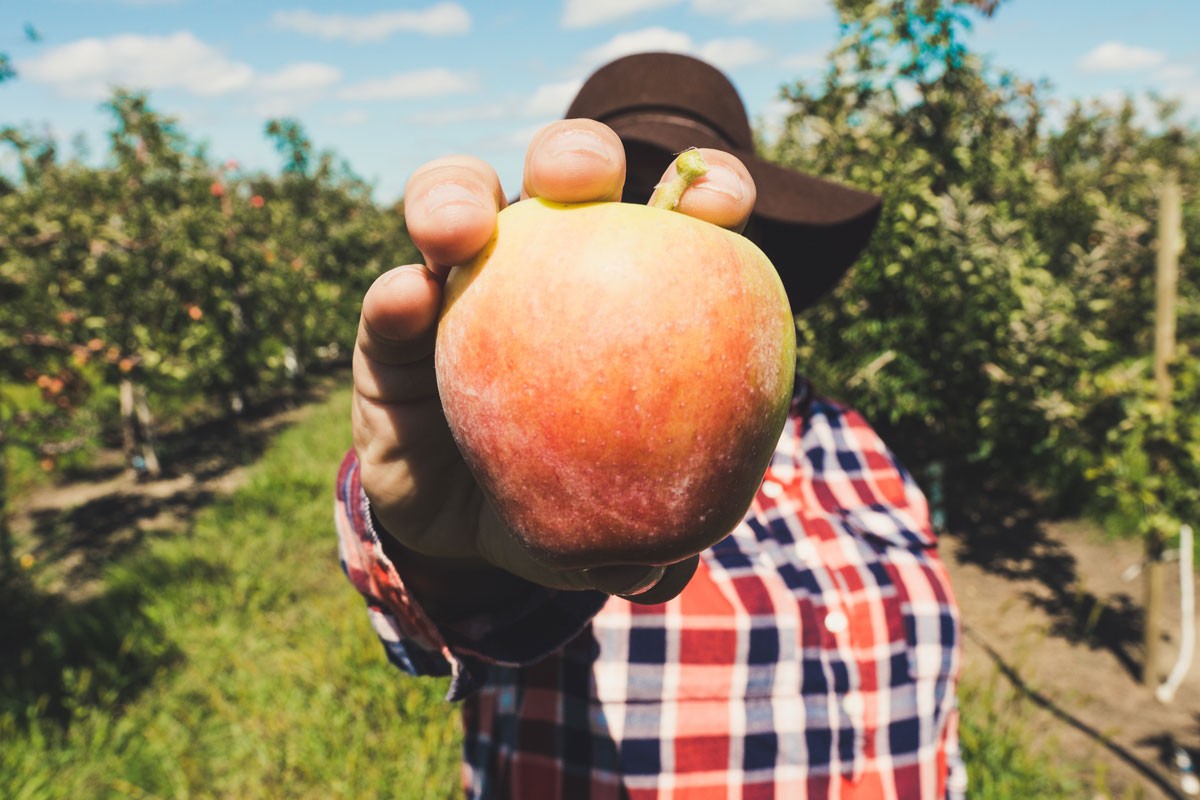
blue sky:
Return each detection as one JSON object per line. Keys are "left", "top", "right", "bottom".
{"left": 2, "top": 1, "right": 1197, "bottom": 204}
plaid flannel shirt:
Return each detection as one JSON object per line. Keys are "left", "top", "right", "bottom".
{"left": 336, "top": 388, "right": 966, "bottom": 799}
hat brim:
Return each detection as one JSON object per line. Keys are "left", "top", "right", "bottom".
{"left": 607, "top": 116, "right": 882, "bottom": 310}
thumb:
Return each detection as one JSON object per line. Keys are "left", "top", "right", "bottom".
{"left": 583, "top": 555, "right": 701, "bottom": 605}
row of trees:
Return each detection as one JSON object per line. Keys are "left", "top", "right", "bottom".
{"left": 3, "top": 2, "right": 1196, "bottom": 550}
{"left": 774, "top": 1, "right": 1198, "bottom": 543}
{"left": 1, "top": 90, "right": 416, "bottom": 569}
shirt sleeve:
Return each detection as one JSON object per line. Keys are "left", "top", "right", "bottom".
{"left": 335, "top": 449, "right": 608, "bottom": 701}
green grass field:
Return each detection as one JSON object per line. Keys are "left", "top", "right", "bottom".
{"left": 2, "top": 384, "right": 1081, "bottom": 799}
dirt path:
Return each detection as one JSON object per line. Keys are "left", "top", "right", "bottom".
{"left": 944, "top": 499, "right": 1199, "bottom": 799}
{"left": 10, "top": 380, "right": 333, "bottom": 598}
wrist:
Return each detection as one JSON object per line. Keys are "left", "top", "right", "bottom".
{"left": 371, "top": 514, "right": 535, "bottom": 622}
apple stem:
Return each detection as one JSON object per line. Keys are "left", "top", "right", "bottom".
{"left": 649, "top": 148, "right": 708, "bottom": 211}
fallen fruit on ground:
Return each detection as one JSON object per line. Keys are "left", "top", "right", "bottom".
{"left": 435, "top": 152, "right": 796, "bottom": 569}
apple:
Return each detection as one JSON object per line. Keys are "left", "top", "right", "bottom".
{"left": 435, "top": 153, "right": 796, "bottom": 569}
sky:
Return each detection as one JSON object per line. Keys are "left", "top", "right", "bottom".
{"left": 2, "top": 1, "right": 1198, "bottom": 204}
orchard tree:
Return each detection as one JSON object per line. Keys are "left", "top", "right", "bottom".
{"left": 771, "top": 0, "right": 1053, "bottom": 471}
{"left": 259, "top": 117, "right": 416, "bottom": 389}
{"left": 769, "top": 0, "right": 1199, "bottom": 684}
{"left": 1, "top": 88, "right": 417, "bottom": 507}
{"left": 770, "top": 0, "right": 1198, "bottom": 512}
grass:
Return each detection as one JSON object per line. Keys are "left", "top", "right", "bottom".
{"left": 957, "top": 672, "right": 1084, "bottom": 799}
{"left": 2, "top": 385, "right": 461, "bottom": 799}
{"left": 2, "top": 382, "right": 1086, "bottom": 798}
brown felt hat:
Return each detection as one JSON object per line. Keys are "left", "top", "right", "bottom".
{"left": 566, "top": 52, "right": 882, "bottom": 310}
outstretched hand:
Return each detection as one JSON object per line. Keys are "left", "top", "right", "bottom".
{"left": 352, "top": 119, "right": 757, "bottom": 604}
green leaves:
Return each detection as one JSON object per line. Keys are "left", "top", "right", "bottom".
{"left": 0, "top": 91, "right": 415, "bottom": 474}
{"left": 772, "top": 0, "right": 1199, "bottom": 537}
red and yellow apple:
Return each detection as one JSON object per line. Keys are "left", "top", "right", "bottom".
{"left": 435, "top": 192, "right": 796, "bottom": 569}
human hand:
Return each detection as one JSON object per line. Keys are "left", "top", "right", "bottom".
{"left": 352, "top": 119, "right": 758, "bottom": 602}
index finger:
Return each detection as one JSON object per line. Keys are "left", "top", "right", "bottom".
{"left": 405, "top": 156, "right": 506, "bottom": 271}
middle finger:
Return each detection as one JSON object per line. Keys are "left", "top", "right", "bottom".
{"left": 521, "top": 119, "right": 626, "bottom": 203}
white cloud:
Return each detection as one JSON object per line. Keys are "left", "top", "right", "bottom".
{"left": 17, "top": 31, "right": 353, "bottom": 118}
{"left": 504, "top": 124, "right": 546, "bottom": 150}
{"left": 580, "top": 27, "right": 696, "bottom": 68}
{"left": 0, "top": 146, "right": 19, "bottom": 178}
{"left": 1078, "top": 41, "right": 1167, "bottom": 73}
{"left": 252, "top": 94, "right": 316, "bottom": 119}
{"left": 691, "top": 0, "right": 829, "bottom": 22}
{"left": 409, "top": 103, "right": 508, "bottom": 126}
{"left": 327, "top": 109, "right": 370, "bottom": 126}
{"left": 579, "top": 28, "right": 769, "bottom": 72}
{"left": 1154, "top": 63, "right": 1196, "bottom": 83}
{"left": 256, "top": 62, "right": 342, "bottom": 93}
{"left": 271, "top": 2, "right": 470, "bottom": 43}
{"left": 406, "top": 79, "right": 582, "bottom": 129}
{"left": 562, "top": 0, "right": 682, "bottom": 28}
{"left": 1146, "top": 62, "right": 1200, "bottom": 119}
{"left": 339, "top": 68, "right": 476, "bottom": 101}
{"left": 561, "top": 0, "right": 828, "bottom": 27}
{"left": 526, "top": 79, "right": 584, "bottom": 117}
{"left": 780, "top": 49, "right": 827, "bottom": 73}
{"left": 757, "top": 97, "right": 794, "bottom": 143}
{"left": 20, "top": 32, "right": 254, "bottom": 99}
{"left": 1173, "top": 87, "right": 1200, "bottom": 122}
{"left": 249, "top": 63, "right": 343, "bottom": 118}
{"left": 698, "top": 38, "right": 771, "bottom": 70}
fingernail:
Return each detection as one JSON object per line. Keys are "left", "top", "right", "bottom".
{"left": 619, "top": 565, "right": 666, "bottom": 597}
{"left": 695, "top": 164, "right": 744, "bottom": 202}
{"left": 418, "top": 182, "right": 485, "bottom": 213}
{"left": 544, "top": 128, "right": 613, "bottom": 163}
{"left": 584, "top": 564, "right": 665, "bottom": 596}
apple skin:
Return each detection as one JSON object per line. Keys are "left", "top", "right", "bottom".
{"left": 435, "top": 197, "right": 796, "bottom": 569}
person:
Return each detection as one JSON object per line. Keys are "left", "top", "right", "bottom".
{"left": 337, "top": 52, "right": 965, "bottom": 799}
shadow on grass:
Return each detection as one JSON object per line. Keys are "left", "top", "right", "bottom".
{"left": 935, "top": 465, "right": 1144, "bottom": 681}
{"left": 26, "top": 488, "right": 220, "bottom": 586}
{"left": 150, "top": 380, "right": 326, "bottom": 483}
{"left": 2, "top": 369, "right": 343, "bottom": 731}
{"left": 21, "top": 372, "right": 341, "bottom": 588}
{"left": 0, "top": 554, "right": 228, "bottom": 730}
{"left": 966, "top": 626, "right": 1190, "bottom": 800}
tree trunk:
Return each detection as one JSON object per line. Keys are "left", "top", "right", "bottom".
{"left": 120, "top": 378, "right": 161, "bottom": 479}
{"left": 0, "top": 431, "right": 13, "bottom": 577}
{"left": 133, "top": 382, "right": 161, "bottom": 477}
{"left": 120, "top": 378, "right": 137, "bottom": 473}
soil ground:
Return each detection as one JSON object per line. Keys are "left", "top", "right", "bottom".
{"left": 9, "top": 384, "right": 1200, "bottom": 799}
{"left": 943, "top": 489, "right": 1199, "bottom": 799}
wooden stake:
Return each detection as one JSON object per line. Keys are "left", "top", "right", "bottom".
{"left": 0, "top": 430, "right": 12, "bottom": 575}
{"left": 1144, "top": 170, "right": 1182, "bottom": 687}
{"left": 120, "top": 378, "right": 161, "bottom": 479}
{"left": 134, "top": 383, "right": 161, "bottom": 478}
{"left": 1154, "top": 172, "right": 1182, "bottom": 407}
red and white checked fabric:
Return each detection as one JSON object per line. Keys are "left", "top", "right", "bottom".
{"left": 336, "top": 387, "right": 966, "bottom": 799}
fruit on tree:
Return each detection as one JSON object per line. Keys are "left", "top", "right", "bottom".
{"left": 435, "top": 152, "right": 796, "bottom": 569}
